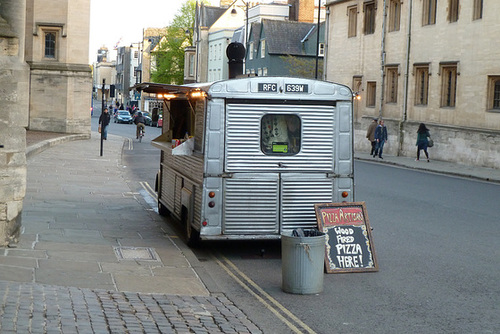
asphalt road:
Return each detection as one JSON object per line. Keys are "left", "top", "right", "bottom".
{"left": 194, "top": 161, "right": 500, "bottom": 334}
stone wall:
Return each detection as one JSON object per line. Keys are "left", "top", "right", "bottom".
{"left": 27, "top": 63, "right": 91, "bottom": 133}
{"left": 0, "top": 0, "right": 30, "bottom": 246}
{"left": 355, "top": 117, "right": 500, "bottom": 169}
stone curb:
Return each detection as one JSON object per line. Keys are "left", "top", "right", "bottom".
{"left": 26, "top": 134, "right": 90, "bottom": 159}
{"left": 355, "top": 155, "right": 500, "bottom": 184}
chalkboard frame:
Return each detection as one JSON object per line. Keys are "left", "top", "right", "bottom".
{"left": 314, "top": 202, "right": 378, "bottom": 274}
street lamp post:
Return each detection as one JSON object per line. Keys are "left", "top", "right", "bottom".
{"left": 231, "top": 1, "right": 249, "bottom": 73}
{"left": 100, "top": 78, "right": 105, "bottom": 156}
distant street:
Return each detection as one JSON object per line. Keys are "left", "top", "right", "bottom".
{"left": 91, "top": 101, "right": 161, "bottom": 189}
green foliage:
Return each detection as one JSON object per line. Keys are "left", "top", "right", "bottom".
{"left": 151, "top": 0, "right": 196, "bottom": 84}
{"left": 281, "top": 55, "right": 324, "bottom": 79}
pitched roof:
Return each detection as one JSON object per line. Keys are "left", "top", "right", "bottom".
{"left": 198, "top": 4, "right": 226, "bottom": 28}
{"left": 259, "top": 19, "right": 319, "bottom": 56}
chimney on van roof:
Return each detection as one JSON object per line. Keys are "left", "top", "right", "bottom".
{"left": 227, "top": 42, "right": 245, "bottom": 79}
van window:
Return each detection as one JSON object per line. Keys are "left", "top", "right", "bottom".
{"left": 261, "top": 114, "right": 301, "bottom": 155}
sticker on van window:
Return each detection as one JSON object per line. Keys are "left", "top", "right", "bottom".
{"left": 272, "top": 142, "right": 288, "bottom": 153}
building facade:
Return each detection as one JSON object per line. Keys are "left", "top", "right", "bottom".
{"left": 115, "top": 45, "right": 140, "bottom": 108}
{"left": 325, "top": 0, "right": 500, "bottom": 168}
{"left": 187, "top": 0, "right": 326, "bottom": 83}
{"left": 24, "top": 0, "right": 92, "bottom": 134}
{"left": 92, "top": 46, "right": 116, "bottom": 102}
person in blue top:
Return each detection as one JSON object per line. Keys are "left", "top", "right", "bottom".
{"left": 416, "top": 123, "right": 431, "bottom": 162}
{"left": 373, "top": 119, "right": 388, "bottom": 159}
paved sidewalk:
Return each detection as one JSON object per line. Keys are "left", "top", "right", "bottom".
{"left": 355, "top": 152, "right": 500, "bottom": 183}
{"left": 0, "top": 133, "right": 262, "bottom": 333}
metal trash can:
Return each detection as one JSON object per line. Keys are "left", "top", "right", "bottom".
{"left": 281, "top": 228, "right": 326, "bottom": 294}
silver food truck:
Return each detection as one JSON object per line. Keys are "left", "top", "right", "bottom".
{"left": 136, "top": 77, "right": 354, "bottom": 244}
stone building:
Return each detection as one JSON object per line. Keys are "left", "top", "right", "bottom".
{"left": 115, "top": 45, "right": 140, "bottom": 108}
{"left": 25, "top": 0, "right": 92, "bottom": 134}
{"left": 92, "top": 46, "right": 116, "bottom": 102}
{"left": 0, "top": 1, "right": 30, "bottom": 246}
{"left": 325, "top": 0, "right": 500, "bottom": 168}
{"left": 0, "top": 0, "right": 91, "bottom": 246}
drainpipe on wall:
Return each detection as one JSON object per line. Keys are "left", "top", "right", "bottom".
{"left": 323, "top": 6, "right": 330, "bottom": 81}
{"left": 399, "top": 0, "right": 413, "bottom": 156}
{"left": 379, "top": 0, "right": 388, "bottom": 119}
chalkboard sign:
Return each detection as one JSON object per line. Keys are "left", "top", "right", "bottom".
{"left": 315, "top": 202, "right": 378, "bottom": 273}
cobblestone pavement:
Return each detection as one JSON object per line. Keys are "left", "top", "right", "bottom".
{"left": 0, "top": 281, "right": 261, "bottom": 334}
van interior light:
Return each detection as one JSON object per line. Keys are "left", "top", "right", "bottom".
{"left": 158, "top": 93, "right": 177, "bottom": 100}
{"left": 190, "top": 90, "right": 206, "bottom": 99}
{"left": 164, "top": 94, "right": 177, "bottom": 100}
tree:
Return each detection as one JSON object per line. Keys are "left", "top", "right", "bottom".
{"left": 151, "top": 0, "right": 196, "bottom": 84}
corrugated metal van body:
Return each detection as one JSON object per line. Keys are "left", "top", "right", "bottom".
{"left": 200, "top": 77, "right": 354, "bottom": 239}
{"left": 225, "top": 104, "right": 335, "bottom": 172}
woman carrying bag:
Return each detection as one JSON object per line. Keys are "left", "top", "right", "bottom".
{"left": 416, "top": 123, "right": 431, "bottom": 162}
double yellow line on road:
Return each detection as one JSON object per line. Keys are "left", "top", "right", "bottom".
{"left": 213, "top": 253, "right": 317, "bottom": 334}
{"left": 140, "top": 181, "right": 157, "bottom": 201}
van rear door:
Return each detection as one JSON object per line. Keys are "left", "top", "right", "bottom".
{"left": 222, "top": 102, "right": 336, "bottom": 235}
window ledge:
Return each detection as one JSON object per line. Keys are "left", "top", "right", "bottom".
{"left": 34, "top": 22, "right": 66, "bottom": 37}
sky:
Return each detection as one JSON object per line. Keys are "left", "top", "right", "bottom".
{"left": 89, "top": 0, "right": 200, "bottom": 63}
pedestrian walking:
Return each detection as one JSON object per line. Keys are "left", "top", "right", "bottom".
{"left": 99, "top": 107, "right": 111, "bottom": 140}
{"left": 366, "top": 118, "right": 378, "bottom": 156}
{"left": 416, "top": 123, "right": 431, "bottom": 162}
{"left": 373, "top": 119, "right": 388, "bottom": 159}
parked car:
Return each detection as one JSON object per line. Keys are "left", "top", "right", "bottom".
{"left": 142, "top": 112, "right": 153, "bottom": 126}
{"left": 114, "top": 110, "right": 133, "bottom": 124}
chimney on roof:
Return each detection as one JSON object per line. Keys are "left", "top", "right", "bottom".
{"left": 289, "top": 0, "right": 315, "bottom": 23}
{"left": 220, "top": 0, "right": 233, "bottom": 8}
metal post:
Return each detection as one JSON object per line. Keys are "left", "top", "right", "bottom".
{"left": 100, "top": 78, "right": 105, "bottom": 156}
{"left": 315, "top": 0, "right": 321, "bottom": 79}
{"left": 244, "top": 1, "right": 248, "bottom": 73}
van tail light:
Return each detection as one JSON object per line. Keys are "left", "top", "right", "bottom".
{"left": 341, "top": 191, "right": 349, "bottom": 198}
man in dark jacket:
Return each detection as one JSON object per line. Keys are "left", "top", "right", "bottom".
{"left": 134, "top": 111, "right": 146, "bottom": 139}
{"left": 373, "top": 120, "right": 388, "bottom": 159}
{"left": 98, "top": 108, "right": 111, "bottom": 140}
{"left": 366, "top": 118, "right": 378, "bottom": 156}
